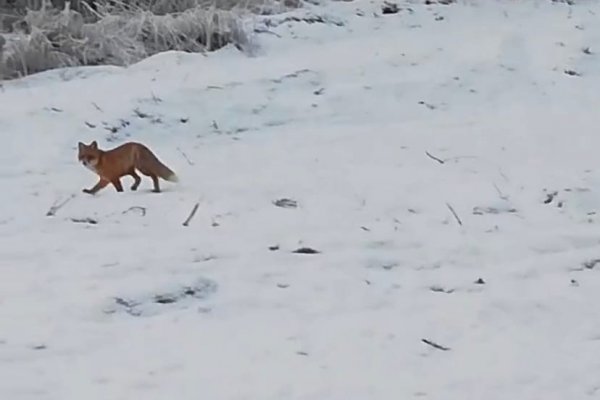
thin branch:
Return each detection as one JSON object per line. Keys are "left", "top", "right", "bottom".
{"left": 46, "top": 194, "right": 75, "bottom": 216}
{"left": 445, "top": 202, "right": 463, "bottom": 226}
{"left": 492, "top": 182, "right": 509, "bottom": 201}
{"left": 122, "top": 206, "right": 146, "bottom": 216}
{"left": 150, "top": 91, "right": 162, "bottom": 103}
{"left": 91, "top": 102, "right": 103, "bottom": 112}
{"left": 422, "top": 338, "right": 451, "bottom": 351}
{"left": 497, "top": 167, "right": 509, "bottom": 182}
{"left": 71, "top": 217, "right": 98, "bottom": 224}
{"left": 177, "top": 147, "right": 195, "bottom": 166}
{"left": 425, "top": 151, "right": 445, "bottom": 164}
{"left": 182, "top": 203, "right": 200, "bottom": 227}
{"left": 254, "top": 28, "right": 282, "bottom": 38}
{"left": 133, "top": 108, "right": 150, "bottom": 118}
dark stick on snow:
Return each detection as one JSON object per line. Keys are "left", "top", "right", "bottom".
{"left": 446, "top": 202, "right": 463, "bottom": 226}
{"left": 182, "top": 203, "right": 200, "bottom": 227}
{"left": 122, "top": 206, "right": 147, "bottom": 216}
{"left": 150, "top": 91, "right": 162, "bottom": 103}
{"left": 422, "top": 338, "right": 451, "bottom": 351}
{"left": 71, "top": 217, "right": 98, "bottom": 224}
{"left": 253, "top": 28, "right": 282, "bottom": 38}
{"left": 492, "top": 182, "right": 509, "bottom": 201}
{"left": 177, "top": 147, "right": 195, "bottom": 166}
{"left": 91, "top": 102, "right": 103, "bottom": 112}
{"left": 46, "top": 194, "right": 76, "bottom": 216}
{"left": 496, "top": 167, "right": 510, "bottom": 182}
{"left": 425, "top": 151, "right": 445, "bottom": 164}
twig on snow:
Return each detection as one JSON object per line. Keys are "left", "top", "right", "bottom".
{"left": 177, "top": 147, "right": 195, "bottom": 166}
{"left": 46, "top": 194, "right": 76, "bottom": 216}
{"left": 493, "top": 182, "right": 509, "bottom": 201}
{"left": 133, "top": 108, "right": 150, "bottom": 119}
{"left": 182, "top": 203, "right": 200, "bottom": 227}
{"left": 150, "top": 91, "right": 162, "bottom": 103}
{"left": 122, "top": 206, "right": 146, "bottom": 216}
{"left": 445, "top": 202, "right": 463, "bottom": 226}
{"left": 254, "top": 28, "right": 282, "bottom": 37}
{"left": 425, "top": 151, "right": 445, "bottom": 164}
{"left": 71, "top": 217, "right": 98, "bottom": 224}
{"left": 91, "top": 102, "right": 103, "bottom": 112}
{"left": 422, "top": 338, "right": 451, "bottom": 351}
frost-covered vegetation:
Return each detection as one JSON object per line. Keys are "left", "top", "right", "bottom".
{"left": 0, "top": 0, "right": 300, "bottom": 79}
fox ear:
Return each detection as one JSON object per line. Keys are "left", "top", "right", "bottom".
{"left": 90, "top": 141, "right": 98, "bottom": 149}
{"left": 78, "top": 142, "right": 84, "bottom": 151}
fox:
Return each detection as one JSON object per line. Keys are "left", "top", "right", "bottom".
{"left": 78, "top": 140, "right": 178, "bottom": 195}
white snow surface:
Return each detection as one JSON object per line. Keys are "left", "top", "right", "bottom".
{"left": 2, "top": 0, "right": 600, "bottom": 398}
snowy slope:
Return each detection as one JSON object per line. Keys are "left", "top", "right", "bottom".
{"left": 2, "top": 0, "right": 600, "bottom": 399}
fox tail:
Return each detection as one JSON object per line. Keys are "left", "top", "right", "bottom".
{"left": 140, "top": 147, "right": 179, "bottom": 183}
{"left": 156, "top": 161, "right": 178, "bottom": 182}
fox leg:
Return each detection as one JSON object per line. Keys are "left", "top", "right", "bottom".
{"left": 111, "top": 178, "right": 124, "bottom": 192}
{"left": 130, "top": 170, "right": 142, "bottom": 191}
{"left": 150, "top": 175, "right": 161, "bottom": 193}
{"left": 83, "top": 178, "right": 109, "bottom": 195}
{"left": 137, "top": 166, "right": 161, "bottom": 193}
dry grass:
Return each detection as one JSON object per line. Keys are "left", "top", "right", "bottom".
{"left": 0, "top": 0, "right": 301, "bottom": 80}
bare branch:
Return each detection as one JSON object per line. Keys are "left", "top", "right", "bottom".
{"left": 177, "top": 147, "right": 195, "bottom": 166}
{"left": 493, "top": 182, "right": 509, "bottom": 200}
{"left": 422, "top": 338, "right": 451, "bottom": 351}
{"left": 445, "top": 202, "right": 463, "bottom": 226}
{"left": 46, "top": 194, "right": 75, "bottom": 217}
{"left": 71, "top": 217, "right": 98, "bottom": 224}
{"left": 150, "top": 91, "right": 162, "bottom": 103}
{"left": 92, "top": 102, "right": 103, "bottom": 112}
{"left": 182, "top": 203, "right": 200, "bottom": 227}
{"left": 122, "top": 206, "right": 146, "bottom": 216}
{"left": 425, "top": 151, "right": 445, "bottom": 164}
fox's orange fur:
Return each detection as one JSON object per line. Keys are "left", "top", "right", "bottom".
{"left": 78, "top": 141, "right": 178, "bottom": 195}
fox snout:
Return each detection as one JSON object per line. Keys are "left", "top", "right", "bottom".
{"left": 79, "top": 155, "right": 98, "bottom": 172}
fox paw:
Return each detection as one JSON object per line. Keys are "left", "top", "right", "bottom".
{"left": 82, "top": 189, "right": 93, "bottom": 195}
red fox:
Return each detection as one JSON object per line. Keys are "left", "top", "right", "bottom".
{"left": 78, "top": 141, "right": 178, "bottom": 195}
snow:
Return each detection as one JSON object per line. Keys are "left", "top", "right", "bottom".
{"left": 2, "top": 0, "right": 600, "bottom": 398}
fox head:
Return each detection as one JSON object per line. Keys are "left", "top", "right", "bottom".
{"left": 78, "top": 141, "right": 100, "bottom": 171}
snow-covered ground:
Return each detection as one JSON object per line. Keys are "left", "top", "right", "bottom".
{"left": 2, "top": 0, "right": 600, "bottom": 398}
